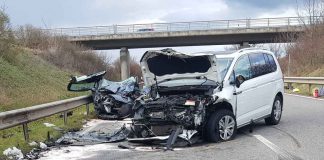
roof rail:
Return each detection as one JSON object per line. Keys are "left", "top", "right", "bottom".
{"left": 238, "top": 47, "right": 268, "bottom": 52}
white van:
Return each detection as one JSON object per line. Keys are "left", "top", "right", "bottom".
{"left": 134, "top": 48, "right": 284, "bottom": 142}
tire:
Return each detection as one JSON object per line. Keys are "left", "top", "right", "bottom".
{"left": 205, "top": 109, "right": 237, "bottom": 142}
{"left": 265, "top": 96, "right": 282, "bottom": 125}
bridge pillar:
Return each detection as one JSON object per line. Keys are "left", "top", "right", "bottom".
{"left": 120, "top": 47, "right": 130, "bottom": 80}
{"left": 240, "top": 42, "right": 250, "bottom": 48}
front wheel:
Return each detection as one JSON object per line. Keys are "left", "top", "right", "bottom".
{"left": 265, "top": 96, "right": 282, "bottom": 125}
{"left": 205, "top": 109, "right": 237, "bottom": 142}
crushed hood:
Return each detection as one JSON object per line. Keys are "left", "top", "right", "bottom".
{"left": 140, "top": 48, "right": 218, "bottom": 86}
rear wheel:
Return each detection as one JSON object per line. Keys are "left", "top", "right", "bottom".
{"left": 265, "top": 96, "right": 282, "bottom": 125}
{"left": 205, "top": 109, "right": 237, "bottom": 142}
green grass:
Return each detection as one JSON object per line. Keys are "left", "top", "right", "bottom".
{"left": 0, "top": 50, "right": 94, "bottom": 159}
{"left": 0, "top": 105, "right": 96, "bottom": 159}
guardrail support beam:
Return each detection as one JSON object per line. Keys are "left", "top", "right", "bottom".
{"left": 63, "top": 111, "right": 68, "bottom": 125}
{"left": 86, "top": 104, "right": 90, "bottom": 116}
{"left": 120, "top": 47, "right": 130, "bottom": 80}
{"left": 309, "top": 84, "right": 311, "bottom": 95}
{"left": 22, "top": 123, "right": 29, "bottom": 142}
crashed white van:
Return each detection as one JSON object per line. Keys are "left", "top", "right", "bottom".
{"left": 131, "top": 48, "right": 284, "bottom": 143}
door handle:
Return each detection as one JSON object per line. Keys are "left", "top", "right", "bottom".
{"left": 233, "top": 91, "right": 242, "bottom": 95}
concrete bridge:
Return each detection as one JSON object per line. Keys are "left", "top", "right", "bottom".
{"left": 45, "top": 16, "right": 319, "bottom": 79}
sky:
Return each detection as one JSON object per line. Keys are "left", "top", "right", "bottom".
{"left": 1, "top": 0, "right": 299, "bottom": 61}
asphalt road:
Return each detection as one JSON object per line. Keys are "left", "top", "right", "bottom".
{"left": 40, "top": 94, "right": 324, "bottom": 160}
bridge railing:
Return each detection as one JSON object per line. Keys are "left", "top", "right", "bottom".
{"left": 44, "top": 16, "right": 323, "bottom": 37}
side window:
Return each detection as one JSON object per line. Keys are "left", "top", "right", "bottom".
{"left": 249, "top": 53, "right": 268, "bottom": 78}
{"left": 266, "top": 54, "right": 277, "bottom": 72}
{"left": 233, "top": 55, "right": 251, "bottom": 80}
{"left": 263, "top": 53, "right": 272, "bottom": 74}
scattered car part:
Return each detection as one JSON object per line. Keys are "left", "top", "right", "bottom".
{"left": 56, "top": 124, "right": 130, "bottom": 146}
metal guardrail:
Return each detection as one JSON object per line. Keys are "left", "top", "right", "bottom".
{"left": 44, "top": 16, "right": 323, "bottom": 38}
{"left": 0, "top": 95, "right": 92, "bottom": 141}
{"left": 284, "top": 77, "right": 324, "bottom": 94}
{"left": 284, "top": 77, "right": 324, "bottom": 85}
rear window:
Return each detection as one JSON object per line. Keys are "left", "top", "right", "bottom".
{"left": 249, "top": 53, "right": 268, "bottom": 78}
{"left": 266, "top": 54, "right": 277, "bottom": 72}
{"left": 147, "top": 54, "right": 211, "bottom": 76}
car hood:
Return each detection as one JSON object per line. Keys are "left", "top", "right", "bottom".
{"left": 140, "top": 48, "right": 218, "bottom": 86}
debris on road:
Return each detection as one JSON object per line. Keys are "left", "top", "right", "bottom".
{"left": 29, "top": 141, "right": 38, "bottom": 147}
{"left": 39, "top": 142, "right": 48, "bottom": 150}
{"left": 56, "top": 124, "right": 130, "bottom": 145}
{"left": 43, "top": 123, "right": 55, "bottom": 127}
{"left": 3, "top": 147, "right": 24, "bottom": 160}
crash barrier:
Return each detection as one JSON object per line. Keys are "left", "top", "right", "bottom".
{"left": 284, "top": 77, "right": 324, "bottom": 96}
{"left": 43, "top": 16, "right": 323, "bottom": 38}
{"left": 0, "top": 95, "right": 93, "bottom": 141}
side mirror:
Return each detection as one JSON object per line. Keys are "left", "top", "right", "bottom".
{"left": 67, "top": 82, "right": 95, "bottom": 92}
{"left": 235, "top": 75, "right": 245, "bottom": 88}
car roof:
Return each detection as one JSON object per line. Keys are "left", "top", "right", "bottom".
{"left": 215, "top": 48, "right": 274, "bottom": 58}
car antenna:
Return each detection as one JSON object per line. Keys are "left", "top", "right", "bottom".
{"left": 154, "top": 74, "right": 160, "bottom": 98}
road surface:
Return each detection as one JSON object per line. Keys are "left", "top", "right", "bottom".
{"left": 40, "top": 94, "right": 324, "bottom": 160}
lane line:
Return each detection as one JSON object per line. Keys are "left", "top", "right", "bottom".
{"left": 284, "top": 93, "right": 324, "bottom": 101}
{"left": 253, "top": 134, "right": 301, "bottom": 160}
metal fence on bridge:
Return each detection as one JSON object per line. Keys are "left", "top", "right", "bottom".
{"left": 43, "top": 16, "right": 323, "bottom": 38}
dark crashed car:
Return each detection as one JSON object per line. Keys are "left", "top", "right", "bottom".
{"left": 68, "top": 71, "right": 141, "bottom": 119}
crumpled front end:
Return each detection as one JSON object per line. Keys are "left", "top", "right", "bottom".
{"left": 132, "top": 92, "right": 214, "bottom": 138}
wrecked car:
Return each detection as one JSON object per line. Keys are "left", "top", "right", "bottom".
{"left": 68, "top": 71, "right": 140, "bottom": 119}
{"left": 130, "top": 48, "right": 284, "bottom": 145}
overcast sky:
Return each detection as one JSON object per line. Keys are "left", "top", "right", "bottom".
{"left": 2, "top": 0, "right": 299, "bottom": 61}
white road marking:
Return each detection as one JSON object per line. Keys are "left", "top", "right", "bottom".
{"left": 253, "top": 134, "right": 300, "bottom": 160}
{"left": 284, "top": 93, "right": 324, "bottom": 101}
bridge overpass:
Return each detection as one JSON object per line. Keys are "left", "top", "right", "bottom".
{"left": 45, "top": 16, "right": 316, "bottom": 79}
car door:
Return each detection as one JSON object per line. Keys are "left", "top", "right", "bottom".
{"left": 232, "top": 54, "right": 258, "bottom": 126}
{"left": 248, "top": 53, "right": 274, "bottom": 119}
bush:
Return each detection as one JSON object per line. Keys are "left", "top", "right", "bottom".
{"left": 0, "top": 10, "right": 17, "bottom": 63}
{"left": 15, "top": 25, "right": 111, "bottom": 75}
{"left": 279, "top": 20, "right": 324, "bottom": 76}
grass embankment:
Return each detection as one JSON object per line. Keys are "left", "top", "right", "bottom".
{"left": 0, "top": 50, "right": 95, "bottom": 158}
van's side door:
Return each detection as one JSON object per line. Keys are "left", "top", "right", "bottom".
{"left": 233, "top": 54, "right": 258, "bottom": 126}
{"left": 248, "top": 53, "right": 275, "bottom": 119}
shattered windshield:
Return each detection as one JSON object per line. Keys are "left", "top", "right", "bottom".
{"left": 216, "top": 58, "right": 233, "bottom": 81}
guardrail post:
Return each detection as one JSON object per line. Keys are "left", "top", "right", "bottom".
{"left": 86, "top": 104, "right": 90, "bottom": 116}
{"left": 309, "top": 84, "right": 311, "bottom": 95}
{"left": 288, "top": 18, "right": 290, "bottom": 27}
{"left": 63, "top": 111, "right": 67, "bottom": 125}
{"left": 288, "top": 83, "right": 292, "bottom": 90}
{"left": 227, "top": 20, "right": 230, "bottom": 28}
{"left": 113, "top": 25, "right": 117, "bottom": 34}
{"left": 22, "top": 123, "right": 29, "bottom": 142}
{"left": 246, "top": 18, "right": 250, "bottom": 28}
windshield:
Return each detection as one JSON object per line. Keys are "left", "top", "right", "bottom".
{"left": 217, "top": 58, "right": 233, "bottom": 81}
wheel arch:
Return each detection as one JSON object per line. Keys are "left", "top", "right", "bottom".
{"left": 208, "top": 101, "right": 234, "bottom": 113}
{"left": 276, "top": 92, "right": 283, "bottom": 106}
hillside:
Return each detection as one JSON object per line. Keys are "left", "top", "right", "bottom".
{"left": 0, "top": 49, "right": 96, "bottom": 158}
{"left": 0, "top": 49, "right": 81, "bottom": 112}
